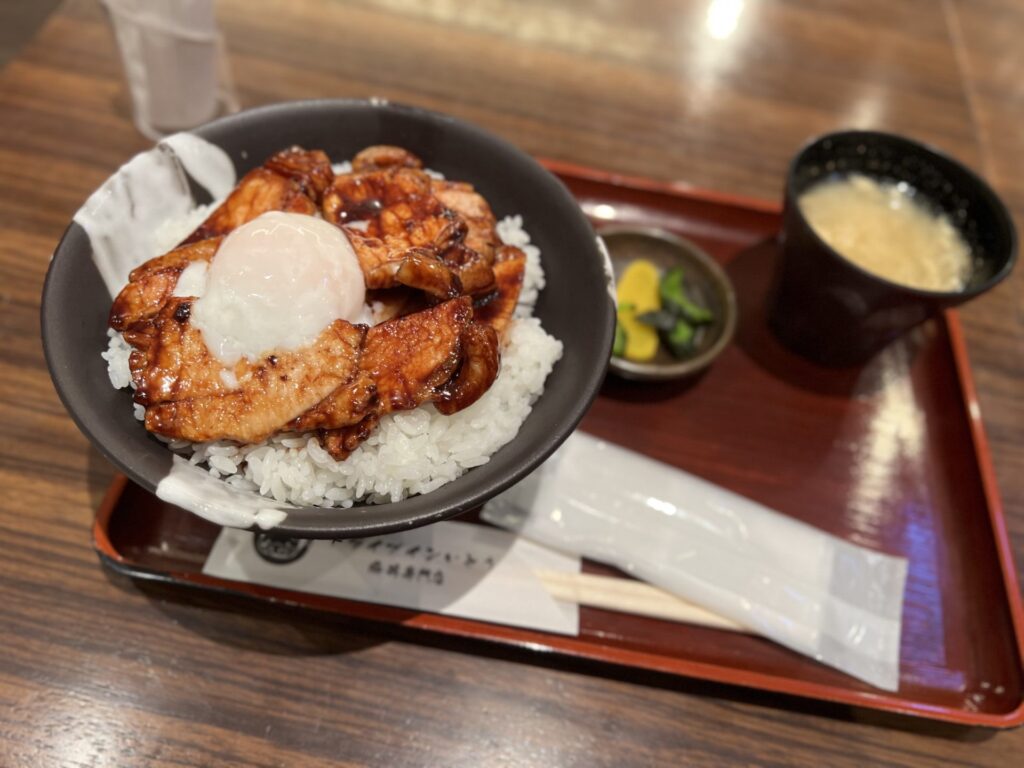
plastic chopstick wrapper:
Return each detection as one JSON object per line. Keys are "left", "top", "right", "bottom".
{"left": 481, "top": 432, "right": 908, "bottom": 691}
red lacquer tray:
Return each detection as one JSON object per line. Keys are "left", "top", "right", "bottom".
{"left": 93, "top": 162, "right": 1024, "bottom": 728}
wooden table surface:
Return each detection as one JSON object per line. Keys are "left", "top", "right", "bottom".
{"left": 3, "top": 0, "right": 1023, "bottom": 765}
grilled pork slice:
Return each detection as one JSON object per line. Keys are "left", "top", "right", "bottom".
{"left": 324, "top": 147, "right": 498, "bottom": 298}
{"left": 434, "top": 322, "right": 500, "bottom": 415}
{"left": 429, "top": 179, "right": 500, "bottom": 295}
{"left": 323, "top": 165, "right": 464, "bottom": 299}
{"left": 181, "top": 147, "right": 333, "bottom": 245}
{"left": 349, "top": 145, "right": 500, "bottom": 265}
{"left": 134, "top": 297, "right": 369, "bottom": 444}
{"left": 473, "top": 245, "right": 527, "bottom": 341}
{"left": 345, "top": 234, "right": 462, "bottom": 299}
{"left": 317, "top": 297, "right": 500, "bottom": 459}
{"left": 364, "top": 297, "right": 473, "bottom": 414}
{"left": 109, "top": 237, "right": 221, "bottom": 332}
{"left": 324, "top": 166, "right": 454, "bottom": 243}
{"left": 430, "top": 179, "right": 500, "bottom": 264}
{"left": 351, "top": 145, "right": 423, "bottom": 172}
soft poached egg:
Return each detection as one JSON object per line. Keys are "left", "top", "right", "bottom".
{"left": 177, "top": 211, "right": 365, "bottom": 366}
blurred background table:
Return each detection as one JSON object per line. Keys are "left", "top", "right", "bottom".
{"left": 2, "top": 0, "right": 1023, "bottom": 765}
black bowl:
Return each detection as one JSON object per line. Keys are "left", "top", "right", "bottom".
{"left": 41, "top": 99, "right": 615, "bottom": 538}
{"left": 770, "top": 130, "right": 1016, "bottom": 366}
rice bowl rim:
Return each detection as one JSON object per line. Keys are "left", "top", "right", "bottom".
{"left": 41, "top": 98, "right": 615, "bottom": 539}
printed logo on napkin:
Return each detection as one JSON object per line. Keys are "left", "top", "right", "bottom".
{"left": 202, "top": 521, "right": 581, "bottom": 635}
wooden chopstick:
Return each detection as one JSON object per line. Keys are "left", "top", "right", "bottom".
{"left": 535, "top": 569, "right": 750, "bottom": 633}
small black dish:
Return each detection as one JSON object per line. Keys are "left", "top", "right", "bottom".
{"left": 603, "top": 226, "right": 737, "bottom": 381}
{"left": 770, "top": 130, "right": 1016, "bottom": 366}
{"left": 41, "top": 99, "right": 615, "bottom": 538}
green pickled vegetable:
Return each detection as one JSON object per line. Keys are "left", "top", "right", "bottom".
{"left": 660, "top": 266, "right": 712, "bottom": 325}
{"left": 663, "top": 318, "right": 696, "bottom": 358}
{"left": 613, "top": 322, "right": 627, "bottom": 357}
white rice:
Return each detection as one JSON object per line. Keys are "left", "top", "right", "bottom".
{"left": 104, "top": 214, "right": 562, "bottom": 507}
{"left": 153, "top": 202, "right": 218, "bottom": 256}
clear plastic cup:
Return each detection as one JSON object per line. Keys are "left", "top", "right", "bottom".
{"left": 101, "top": 0, "right": 239, "bottom": 139}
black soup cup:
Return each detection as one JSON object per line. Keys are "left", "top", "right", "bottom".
{"left": 770, "top": 130, "right": 1016, "bottom": 366}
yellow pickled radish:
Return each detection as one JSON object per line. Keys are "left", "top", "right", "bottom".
{"left": 616, "top": 259, "right": 661, "bottom": 361}
{"left": 617, "top": 308, "right": 659, "bottom": 361}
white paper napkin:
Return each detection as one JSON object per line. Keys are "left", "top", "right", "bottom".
{"left": 203, "top": 520, "right": 581, "bottom": 635}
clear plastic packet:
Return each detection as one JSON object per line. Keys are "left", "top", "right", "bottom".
{"left": 481, "top": 431, "right": 908, "bottom": 690}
